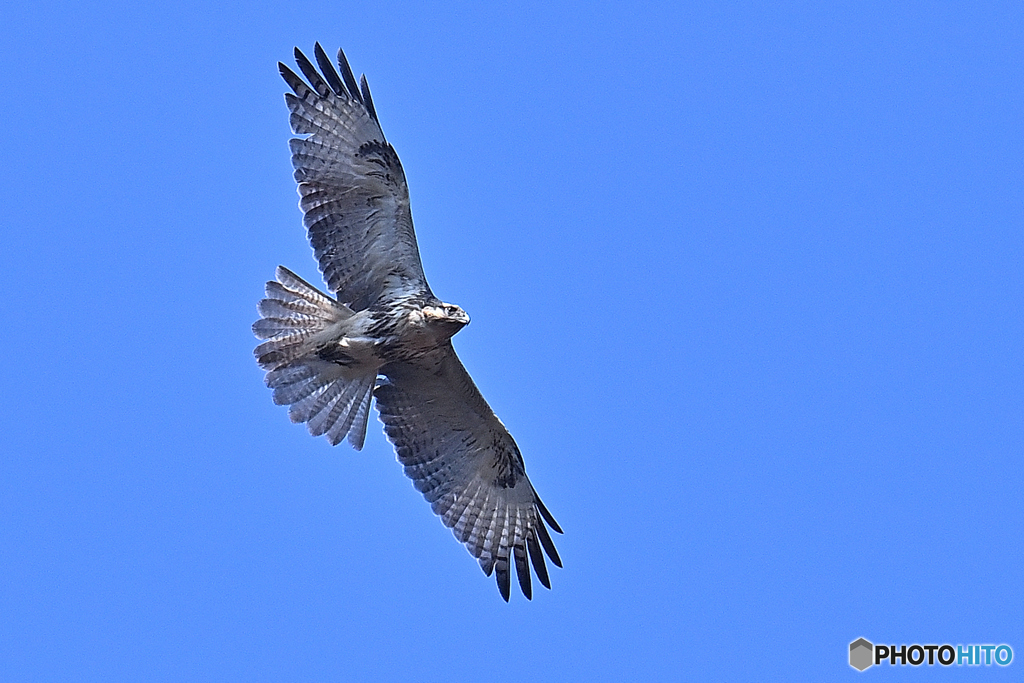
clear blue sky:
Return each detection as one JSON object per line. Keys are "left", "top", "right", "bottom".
{"left": 2, "top": 1, "right": 1021, "bottom": 680}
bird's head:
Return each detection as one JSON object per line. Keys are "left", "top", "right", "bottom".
{"left": 422, "top": 302, "right": 470, "bottom": 338}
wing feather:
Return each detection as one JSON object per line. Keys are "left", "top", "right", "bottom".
{"left": 374, "top": 343, "right": 562, "bottom": 600}
{"left": 335, "top": 47, "right": 365, "bottom": 105}
{"left": 313, "top": 43, "right": 346, "bottom": 97}
{"left": 281, "top": 47, "right": 430, "bottom": 310}
{"left": 293, "top": 47, "right": 332, "bottom": 98}
{"left": 527, "top": 528, "right": 551, "bottom": 589}
{"left": 513, "top": 509, "right": 531, "bottom": 600}
{"left": 535, "top": 517, "right": 563, "bottom": 568}
{"left": 359, "top": 74, "right": 379, "bottom": 125}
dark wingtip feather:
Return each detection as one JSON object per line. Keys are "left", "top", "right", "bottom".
{"left": 293, "top": 48, "right": 330, "bottom": 98}
{"left": 496, "top": 563, "right": 511, "bottom": 602}
{"left": 535, "top": 519, "right": 563, "bottom": 568}
{"left": 313, "top": 42, "right": 346, "bottom": 96}
{"left": 359, "top": 74, "right": 380, "bottom": 125}
{"left": 514, "top": 546, "right": 532, "bottom": 599}
{"left": 279, "top": 63, "right": 308, "bottom": 97}
{"left": 335, "top": 48, "right": 363, "bottom": 103}
{"left": 536, "top": 497, "right": 563, "bottom": 534}
{"left": 527, "top": 529, "right": 551, "bottom": 589}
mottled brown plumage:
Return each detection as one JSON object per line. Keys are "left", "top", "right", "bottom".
{"left": 253, "top": 45, "right": 561, "bottom": 600}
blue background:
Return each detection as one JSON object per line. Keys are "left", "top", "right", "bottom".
{"left": 2, "top": 1, "right": 1020, "bottom": 680}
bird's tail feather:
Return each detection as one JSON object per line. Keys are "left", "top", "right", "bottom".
{"left": 253, "top": 266, "right": 376, "bottom": 449}
{"left": 253, "top": 266, "right": 352, "bottom": 369}
{"left": 265, "top": 360, "right": 376, "bottom": 448}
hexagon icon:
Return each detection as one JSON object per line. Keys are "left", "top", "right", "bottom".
{"left": 849, "top": 638, "right": 874, "bottom": 671}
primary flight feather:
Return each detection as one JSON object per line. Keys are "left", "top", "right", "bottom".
{"left": 253, "top": 44, "right": 562, "bottom": 601}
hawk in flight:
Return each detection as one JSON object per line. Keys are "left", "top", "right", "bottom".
{"left": 253, "top": 45, "right": 562, "bottom": 600}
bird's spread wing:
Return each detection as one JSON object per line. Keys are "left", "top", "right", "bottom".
{"left": 374, "top": 344, "right": 563, "bottom": 601}
{"left": 281, "top": 44, "right": 430, "bottom": 310}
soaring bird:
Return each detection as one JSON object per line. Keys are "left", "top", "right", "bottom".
{"left": 253, "top": 44, "right": 562, "bottom": 601}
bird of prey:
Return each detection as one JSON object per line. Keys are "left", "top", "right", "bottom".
{"left": 253, "top": 44, "right": 562, "bottom": 601}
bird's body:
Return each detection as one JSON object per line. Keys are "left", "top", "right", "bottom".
{"left": 253, "top": 45, "right": 562, "bottom": 600}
